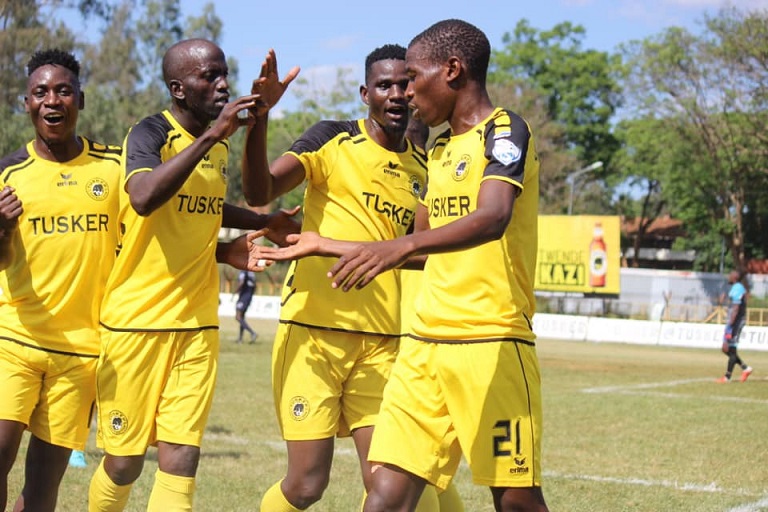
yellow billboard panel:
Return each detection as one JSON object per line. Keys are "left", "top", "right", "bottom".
{"left": 536, "top": 215, "right": 621, "bottom": 296}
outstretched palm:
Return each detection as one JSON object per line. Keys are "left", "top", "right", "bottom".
{"left": 250, "top": 49, "right": 300, "bottom": 117}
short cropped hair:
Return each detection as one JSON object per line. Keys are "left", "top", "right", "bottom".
{"left": 365, "top": 44, "right": 406, "bottom": 83}
{"left": 27, "top": 49, "right": 81, "bottom": 80}
{"left": 409, "top": 19, "right": 490, "bottom": 84}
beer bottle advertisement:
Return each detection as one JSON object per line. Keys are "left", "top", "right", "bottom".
{"left": 535, "top": 215, "right": 620, "bottom": 297}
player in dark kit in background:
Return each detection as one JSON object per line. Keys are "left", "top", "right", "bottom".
{"left": 235, "top": 270, "right": 258, "bottom": 343}
{"left": 88, "top": 39, "right": 299, "bottom": 511}
{"left": 716, "top": 270, "right": 753, "bottom": 383}
{"left": 0, "top": 49, "right": 121, "bottom": 512}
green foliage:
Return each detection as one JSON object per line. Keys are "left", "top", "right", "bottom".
{"left": 619, "top": 7, "right": 768, "bottom": 270}
{"left": 490, "top": 20, "right": 622, "bottom": 167}
{"left": 488, "top": 80, "right": 578, "bottom": 213}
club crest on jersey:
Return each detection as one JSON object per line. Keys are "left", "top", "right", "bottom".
{"left": 452, "top": 155, "right": 471, "bottom": 181}
{"left": 492, "top": 139, "right": 522, "bottom": 166}
{"left": 219, "top": 159, "right": 228, "bottom": 181}
{"left": 289, "top": 396, "right": 310, "bottom": 421}
{"left": 108, "top": 410, "right": 128, "bottom": 435}
{"left": 86, "top": 178, "right": 109, "bottom": 201}
{"left": 410, "top": 175, "right": 423, "bottom": 197}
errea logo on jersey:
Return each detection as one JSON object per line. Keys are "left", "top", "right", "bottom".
{"left": 57, "top": 172, "right": 78, "bottom": 188}
{"left": 383, "top": 161, "right": 401, "bottom": 178}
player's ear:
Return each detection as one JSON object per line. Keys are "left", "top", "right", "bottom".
{"left": 445, "top": 56, "right": 463, "bottom": 85}
{"left": 359, "top": 84, "right": 369, "bottom": 105}
{"left": 79, "top": 91, "right": 85, "bottom": 111}
{"left": 170, "top": 79, "right": 184, "bottom": 100}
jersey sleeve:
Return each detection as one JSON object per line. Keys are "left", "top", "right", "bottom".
{"left": 482, "top": 110, "right": 531, "bottom": 190}
{"left": 285, "top": 120, "right": 356, "bottom": 185}
{"left": 124, "top": 114, "right": 171, "bottom": 180}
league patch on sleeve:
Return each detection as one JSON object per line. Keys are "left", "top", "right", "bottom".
{"left": 492, "top": 138, "right": 522, "bottom": 166}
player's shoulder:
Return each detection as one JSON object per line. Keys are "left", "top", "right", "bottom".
{"left": 484, "top": 108, "right": 530, "bottom": 137}
{"left": 130, "top": 112, "right": 173, "bottom": 138}
{"left": 290, "top": 120, "right": 360, "bottom": 154}
{"left": 0, "top": 145, "right": 32, "bottom": 176}
{"left": 126, "top": 112, "right": 173, "bottom": 148}
{"left": 82, "top": 137, "right": 123, "bottom": 164}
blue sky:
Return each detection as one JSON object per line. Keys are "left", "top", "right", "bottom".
{"left": 170, "top": 0, "right": 765, "bottom": 112}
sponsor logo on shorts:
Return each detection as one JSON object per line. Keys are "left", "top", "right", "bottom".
{"left": 509, "top": 455, "right": 530, "bottom": 475}
{"left": 289, "top": 396, "right": 309, "bottom": 421}
{"left": 109, "top": 410, "right": 128, "bottom": 435}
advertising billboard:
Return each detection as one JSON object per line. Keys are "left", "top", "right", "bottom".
{"left": 536, "top": 215, "right": 621, "bottom": 297}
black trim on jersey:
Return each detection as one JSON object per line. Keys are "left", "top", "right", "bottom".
{"left": 522, "top": 312, "right": 532, "bottom": 331}
{"left": 85, "top": 138, "right": 122, "bottom": 164}
{"left": 279, "top": 319, "right": 400, "bottom": 338}
{"left": 280, "top": 288, "right": 296, "bottom": 307}
{"left": 289, "top": 120, "right": 361, "bottom": 155}
{"left": 167, "top": 132, "right": 182, "bottom": 148}
{"left": 126, "top": 113, "right": 173, "bottom": 176}
{"left": 408, "top": 139, "right": 428, "bottom": 170}
{"left": 0, "top": 336, "right": 99, "bottom": 358}
{"left": 99, "top": 322, "right": 219, "bottom": 333}
{"left": 0, "top": 147, "right": 33, "bottom": 183}
{"left": 483, "top": 109, "right": 531, "bottom": 185}
{"left": 406, "top": 333, "right": 536, "bottom": 345}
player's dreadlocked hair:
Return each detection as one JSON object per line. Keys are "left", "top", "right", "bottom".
{"left": 27, "top": 49, "right": 81, "bottom": 80}
{"left": 409, "top": 19, "right": 490, "bottom": 85}
{"left": 364, "top": 44, "right": 406, "bottom": 84}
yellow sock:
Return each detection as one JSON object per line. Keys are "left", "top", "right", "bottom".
{"left": 260, "top": 480, "right": 302, "bottom": 512}
{"left": 414, "top": 485, "right": 440, "bottom": 511}
{"left": 147, "top": 469, "right": 196, "bottom": 511}
{"left": 437, "top": 483, "right": 464, "bottom": 512}
{"left": 88, "top": 457, "right": 132, "bottom": 512}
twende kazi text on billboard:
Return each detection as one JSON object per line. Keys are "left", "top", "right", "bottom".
{"left": 535, "top": 215, "right": 621, "bottom": 297}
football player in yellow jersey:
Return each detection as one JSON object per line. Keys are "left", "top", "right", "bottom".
{"left": 87, "top": 39, "right": 299, "bottom": 512}
{"left": 254, "top": 20, "right": 550, "bottom": 512}
{"left": 0, "top": 49, "right": 121, "bottom": 512}
{"left": 241, "top": 44, "right": 463, "bottom": 512}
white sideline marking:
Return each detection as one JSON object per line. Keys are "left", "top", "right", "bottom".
{"left": 260, "top": 439, "right": 768, "bottom": 504}
{"left": 725, "top": 497, "right": 768, "bottom": 512}
{"left": 582, "top": 378, "right": 768, "bottom": 405}
{"left": 544, "top": 471, "right": 755, "bottom": 497}
{"left": 582, "top": 378, "right": 710, "bottom": 393}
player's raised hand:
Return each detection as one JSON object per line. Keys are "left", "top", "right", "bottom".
{"left": 249, "top": 49, "right": 300, "bottom": 118}
{"left": 208, "top": 94, "right": 261, "bottom": 140}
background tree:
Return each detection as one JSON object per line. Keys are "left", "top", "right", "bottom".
{"left": 0, "top": 0, "right": 78, "bottom": 155}
{"left": 491, "top": 21, "right": 622, "bottom": 165}
{"left": 619, "top": 6, "right": 768, "bottom": 271}
{"left": 488, "top": 80, "right": 577, "bottom": 213}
